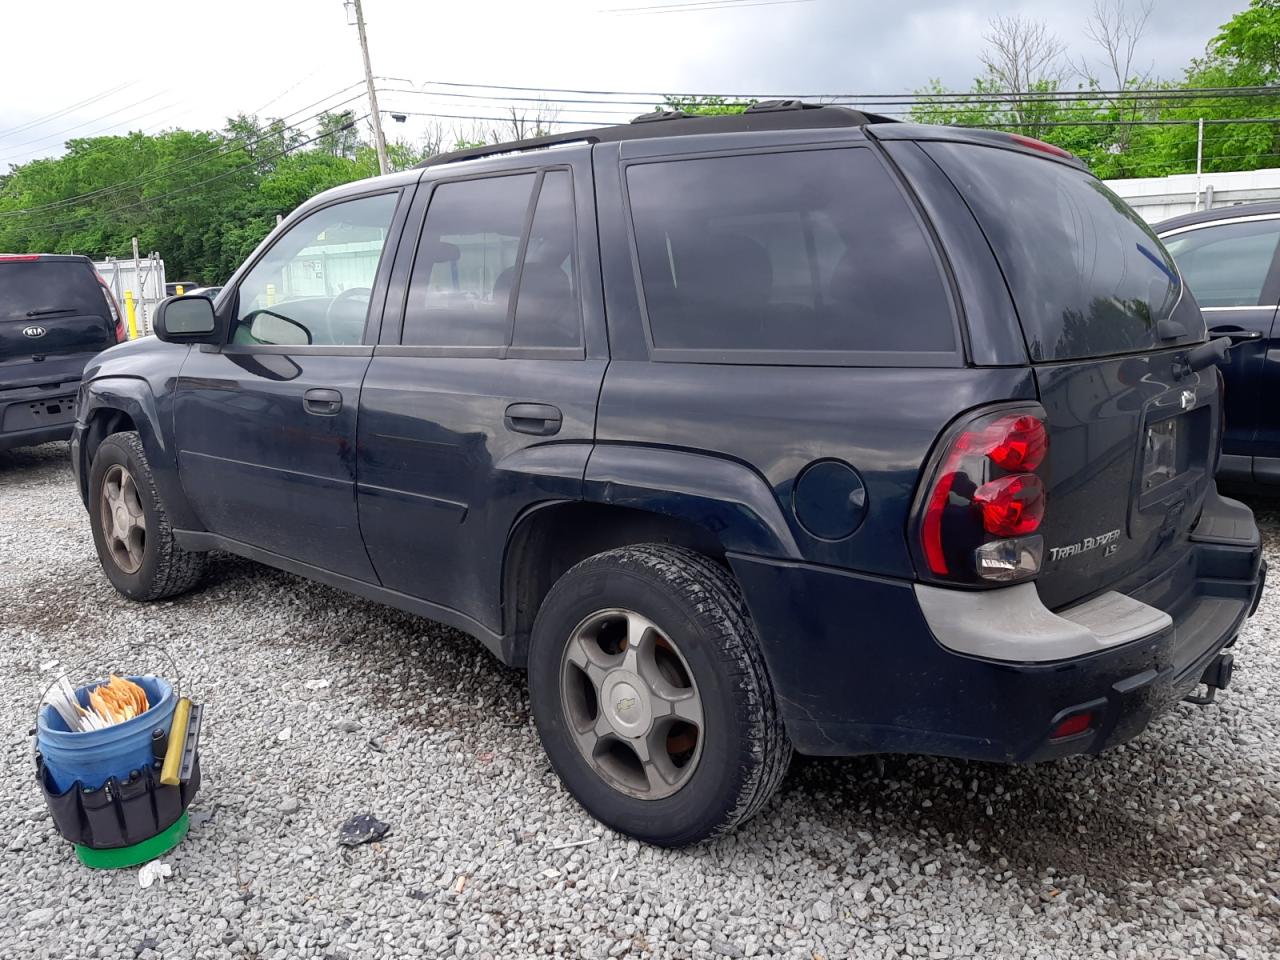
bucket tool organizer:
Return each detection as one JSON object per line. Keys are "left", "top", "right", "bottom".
{"left": 33, "top": 646, "right": 203, "bottom": 869}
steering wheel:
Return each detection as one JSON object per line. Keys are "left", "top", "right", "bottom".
{"left": 321, "top": 287, "right": 372, "bottom": 344}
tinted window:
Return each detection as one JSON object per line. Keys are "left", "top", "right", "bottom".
{"left": 1162, "top": 219, "right": 1280, "bottom": 308}
{"left": 0, "top": 260, "right": 106, "bottom": 322}
{"left": 926, "top": 142, "right": 1194, "bottom": 362}
{"left": 403, "top": 174, "right": 535, "bottom": 347}
{"left": 233, "top": 192, "right": 398, "bottom": 346}
{"left": 626, "top": 148, "right": 954, "bottom": 356}
{"left": 512, "top": 171, "right": 581, "bottom": 349}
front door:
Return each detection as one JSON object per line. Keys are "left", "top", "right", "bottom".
{"left": 174, "top": 189, "right": 405, "bottom": 580}
{"left": 357, "top": 157, "right": 606, "bottom": 632}
{"left": 1161, "top": 214, "right": 1280, "bottom": 481}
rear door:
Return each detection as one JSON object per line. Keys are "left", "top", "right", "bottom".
{"left": 356, "top": 152, "right": 606, "bottom": 633}
{"left": 1158, "top": 213, "right": 1280, "bottom": 479}
{"left": 922, "top": 141, "right": 1215, "bottom": 609}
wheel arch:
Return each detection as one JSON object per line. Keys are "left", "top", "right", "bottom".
{"left": 78, "top": 377, "right": 202, "bottom": 531}
{"left": 501, "top": 446, "right": 803, "bottom": 666}
{"left": 502, "top": 501, "right": 730, "bottom": 667}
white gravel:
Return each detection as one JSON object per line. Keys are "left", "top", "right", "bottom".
{"left": 2, "top": 441, "right": 1279, "bottom": 959}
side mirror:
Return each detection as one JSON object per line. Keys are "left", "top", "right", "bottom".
{"left": 154, "top": 295, "right": 221, "bottom": 344}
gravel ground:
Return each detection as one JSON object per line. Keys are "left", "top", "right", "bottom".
{"left": 2, "top": 441, "right": 1279, "bottom": 960}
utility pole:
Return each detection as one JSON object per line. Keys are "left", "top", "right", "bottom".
{"left": 348, "top": 0, "right": 390, "bottom": 176}
{"left": 1195, "top": 117, "right": 1204, "bottom": 211}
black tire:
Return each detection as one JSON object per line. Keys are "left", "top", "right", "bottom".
{"left": 528, "top": 544, "right": 791, "bottom": 846}
{"left": 88, "top": 431, "right": 205, "bottom": 601}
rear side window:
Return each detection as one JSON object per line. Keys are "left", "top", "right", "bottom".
{"left": 403, "top": 174, "right": 535, "bottom": 347}
{"left": 511, "top": 171, "right": 581, "bottom": 349}
{"left": 1161, "top": 219, "right": 1280, "bottom": 308}
{"left": 626, "top": 148, "right": 956, "bottom": 358}
{"left": 925, "top": 142, "right": 1195, "bottom": 362}
{"left": 0, "top": 260, "right": 106, "bottom": 323}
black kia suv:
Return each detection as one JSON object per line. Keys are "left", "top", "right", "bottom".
{"left": 1, "top": 254, "right": 123, "bottom": 452}
{"left": 70, "top": 103, "right": 1266, "bottom": 846}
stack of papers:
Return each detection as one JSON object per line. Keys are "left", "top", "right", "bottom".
{"left": 44, "top": 673, "right": 151, "bottom": 732}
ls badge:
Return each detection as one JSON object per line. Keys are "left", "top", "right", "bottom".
{"left": 1048, "top": 528, "right": 1122, "bottom": 563}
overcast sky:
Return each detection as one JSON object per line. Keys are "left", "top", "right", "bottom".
{"left": 0, "top": 0, "right": 1243, "bottom": 168}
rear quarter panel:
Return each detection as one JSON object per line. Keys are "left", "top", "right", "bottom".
{"left": 594, "top": 362, "right": 1036, "bottom": 576}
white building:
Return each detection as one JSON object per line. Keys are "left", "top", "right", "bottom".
{"left": 1106, "top": 167, "right": 1280, "bottom": 224}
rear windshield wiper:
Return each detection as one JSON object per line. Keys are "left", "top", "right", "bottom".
{"left": 25, "top": 307, "right": 75, "bottom": 317}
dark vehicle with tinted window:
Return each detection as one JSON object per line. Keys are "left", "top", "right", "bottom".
{"left": 71, "top": 104, "right": 1265, "bottom": 846}
{"left": 1157, "top": 202, "right": 1280, "bottom": 487}
{"left": 1, "top": 254, "right": 124, "bottom": 452}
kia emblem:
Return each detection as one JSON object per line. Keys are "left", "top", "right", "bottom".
{"left": 22, "top": 325, "right": 46, "bottom": 338}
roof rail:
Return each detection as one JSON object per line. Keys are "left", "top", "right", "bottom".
{"left": 417, "top": 101, "right": 897, "bottom": 169}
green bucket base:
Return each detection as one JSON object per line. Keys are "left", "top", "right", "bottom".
{"left": 74, "top": 811, "right": 189, "bottom": 870}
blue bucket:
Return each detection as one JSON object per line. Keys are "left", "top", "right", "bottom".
{"left": 37, "top": 676, "right": 176, "bottom": 793}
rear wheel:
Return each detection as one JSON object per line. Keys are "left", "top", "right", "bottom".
{"left": 528, "top": 545, "right": 791, "bottom": 846}
{"left": 88, "top": 431, "right": 204, "bottom": 601}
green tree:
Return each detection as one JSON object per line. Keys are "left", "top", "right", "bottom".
{"left": 661, "top": 95, "right": 754, "bottom": 116}
{"left": 910, "top": 2, "right": 1280, "bottom": 178}
{"left": 1213, "top": 0, "right": 1280, "bottom": 79}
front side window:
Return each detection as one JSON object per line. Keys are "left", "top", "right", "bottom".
{"left": 1162, "top": 219, "right": 1280, "bottom": 308}
{"left": 626, "top": 148, "right": 955, "bottom": 357}
{"left": 233, "top": 192, "right": 399, "bottom": 346}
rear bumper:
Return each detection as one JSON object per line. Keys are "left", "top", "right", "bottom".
{"left": 730, "top": 489, "right": 1265, "bottom": 762}
{"left": 0, "top": 380, "right": 79, "bottom": 451}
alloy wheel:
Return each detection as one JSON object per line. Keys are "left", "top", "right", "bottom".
{"left": 100, "top": 463, "right": 146, "bottom": 574}
{"left": 559, "top": 608, "right": 704, "bottom": 800}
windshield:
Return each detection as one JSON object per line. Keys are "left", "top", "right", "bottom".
{"left": 925, "top": 142, "right": 1199, "bottom": 362}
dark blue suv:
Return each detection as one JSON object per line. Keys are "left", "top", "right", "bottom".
{"left": 71, "top": 104, "right": 1267, "bottom": 846}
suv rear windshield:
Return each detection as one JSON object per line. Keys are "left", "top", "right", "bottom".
{"left": 626, "top": 147, "right": 956, "bottom": 359}
{"left": 0, "top": 259, "right": 106, "bottom": 323}
{"left": 925, "top": 142, "right": 1193, "bottom": 362}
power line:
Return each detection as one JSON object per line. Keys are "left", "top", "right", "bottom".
{"left": 0, "top": 82, "right": 137, "bottom": 139}
{"left": 954, "top": 115, "right": 1280, "bottom": 129}
{"left": 0, "top": 90, "right": 168, "bottom": 152}
{"left": 375, "top": 109, "right": 623, "bottom": 128}
{"left": 385, "top": 84, "right": 1279, "bottom": 121}
{"left": 402, "top": 76, "right": 1280, "bottom": 103}
{"left": 0, "top": 85, "right": 368, "bottom": 219}
{"left": 0, "top": 95, "right": 180, "bottom": 165}
{"left": 603, "top": 0, "right": 815, "bottom": 13}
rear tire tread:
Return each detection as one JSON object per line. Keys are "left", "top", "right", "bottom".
{"left": 554, "top": 544, "right": 791, "bottom": 842}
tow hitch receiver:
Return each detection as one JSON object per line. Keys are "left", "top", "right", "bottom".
{"left": 1184, "top": 652, "right": 1234, "bottom": 706}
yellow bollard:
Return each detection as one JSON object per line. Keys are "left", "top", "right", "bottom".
{"left": 176, "top": 285, "right": 184, "bottom": 296}
{"left": 266, "top": 283, "right": 276, "bottom": 307}
{"left": 124, "top": 290, "right": 138, "bottom": 340}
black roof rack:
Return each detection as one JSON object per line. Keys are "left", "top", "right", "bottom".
{"left": 417, "top": 102, "right": 897, "bottom": 168}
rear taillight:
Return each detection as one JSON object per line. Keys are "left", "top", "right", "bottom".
{"left": 0, "top": 254, "right": 41, "bottom": 262}
{"left": 97, "top": 275, "right": 125, "bottom": 342}
{"left": 914, "top": 405, "right": 1049, "bottom": 585}
{"left": 1007, "top": 134, "right": 1076, "bottom": 162}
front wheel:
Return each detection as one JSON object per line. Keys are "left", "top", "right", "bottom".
{"left": 88, "top": 431, "right": 205, "bottom": 601}
{"left": 528, "top": 545, "right": 791, "bottom": 846}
